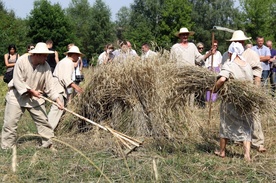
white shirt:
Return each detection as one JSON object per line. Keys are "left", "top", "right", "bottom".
{"left": 205, "top": 51, "right": 222, "bottom": 68}
{"left": 141, "top": 50, "right": 157, "bottom": 60}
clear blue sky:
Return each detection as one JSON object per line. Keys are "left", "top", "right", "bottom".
{"left": 2, "top": 0, "right": 133, "bottom": 21}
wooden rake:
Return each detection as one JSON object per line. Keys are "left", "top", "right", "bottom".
{"left": 42, "top": 96, "right": 142, "bottom": 153}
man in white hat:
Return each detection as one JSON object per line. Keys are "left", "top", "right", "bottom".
{"left": 223, "top": 30, "right": 262, "bottom": 85}
{"left": 170, "top": 27, "right": 215, "bottom": 67}
{"left": 48, "top": 45, "right": 84, "bottom": 130}
{"left": 223, "top": 30, "right": 266, "bottom": 152}
{"left": 1, "top": 42, "right": 64, "bottom": 150}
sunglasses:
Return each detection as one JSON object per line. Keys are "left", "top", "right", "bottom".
{"left": 198, "top": 47, "right": 204, "bottom": 49}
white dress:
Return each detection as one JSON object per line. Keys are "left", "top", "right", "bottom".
{"left": 219, "top": 61, "right": 254, "bottom": 141}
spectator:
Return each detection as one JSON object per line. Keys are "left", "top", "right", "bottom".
{"left": 205, "top": 40, "right": 222, "bottom": 102}
{"left": 266, "top": 40, "right": 276, "bottom": 97}
{"left": 3, "top": 44, "right": 20, "bottom": 84}
{"left": 113, "top": 41, "right": 137, "bottom": 62}
{"left": 252, "top": 36, "right": 271, "bottom": 86}
{"left": 196, "top": 42, "right": 205, "bottom": 53}
{"left": 141, "top": 43, "right": 157, "bottom": 61}
{"left": 98, "top": 44, "right": 115, "bottom": 65}
{"left": 46, "top": 40, "right": 59, "bottom": 73}
{"left": 127, "top": 41, "right": 138, "bottom": 56}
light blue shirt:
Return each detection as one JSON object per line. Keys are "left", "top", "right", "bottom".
{"left": 252, "top": 45, "right": 271, "bottom": 70}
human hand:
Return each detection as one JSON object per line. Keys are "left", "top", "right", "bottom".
{"left": 56, "top": 98, "right": 64, "bottom": 110}
{"left": 28, "top": 89, "right": 42, "bottom": 98}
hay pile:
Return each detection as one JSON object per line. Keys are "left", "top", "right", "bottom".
{"left": 65, "top": 57, "right": 273, "bottom": 144}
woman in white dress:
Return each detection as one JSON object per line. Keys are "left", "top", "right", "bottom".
{"left": 213, "top": 42, "right": 253, "bottom": 161}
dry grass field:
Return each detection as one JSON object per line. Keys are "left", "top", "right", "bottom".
{"left": 1, "top": 58, "right": 276, "bottom": 182}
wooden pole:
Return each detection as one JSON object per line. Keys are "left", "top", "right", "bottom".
{"left": 42, "top": 96, "right": 108, "bottom": 131}
{"left": 41, "top": 96, "right": 142, "bottom": 148}
{"left": 207, "top": 31, "right": 215, "bottom": 125}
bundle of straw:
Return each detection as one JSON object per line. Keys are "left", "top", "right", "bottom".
{"left": 63, "top": 58, "right": 273, "bottom": 144}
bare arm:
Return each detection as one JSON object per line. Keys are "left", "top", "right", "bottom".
{"left": 203, "top": 47, "right": 216, "bottom": 61}
{"left": 4, "top": 54, "right": 16, "bottom": 68}
{"left": 79, "top": 58, "right": 83, "bottom": 71}
{"left": 55, "top": 51, "right": 59, "bottom": 63}
{"left": 213, "top": 76, "right": 227, "bottom": 93}
{"left": 254, "top": 76, "right": 261, "bottom": 86}
{"left": 260, "top": 55, "right": 270, "bottom": 62}
{"left": 70, "top": 82, "right": 83, "bottom": 93}
{"left": 203, "top": 51, "right": 213, "bottom": 60}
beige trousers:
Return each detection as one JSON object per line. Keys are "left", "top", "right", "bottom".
{"left": 252, "top": 108, "right": 265, "bottom": 147}
{"left": 48, "top": 94, "right": 65, "bottom": 130}
{"left": 1, "top": 101, "right": 54, "bottom": 149}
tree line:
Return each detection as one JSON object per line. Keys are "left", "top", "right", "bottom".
{"left": 0, "top": 0, "right": 276, "bottom": 73}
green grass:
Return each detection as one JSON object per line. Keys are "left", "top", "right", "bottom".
{"left": 0, "top": 76, "right": 275, "bottom": 182}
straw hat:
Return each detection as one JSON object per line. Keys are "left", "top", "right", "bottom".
{"left": 29, "top": 42, "right": 54, "bottom": 54}
{"left": 175, "top": 27, "right": 195, "bottom": 37}
{"left": 228, "top": 30, "right": 251, "bottom": 41}
{"left": 64, "top": 46, "right": 83, "bottom": 55}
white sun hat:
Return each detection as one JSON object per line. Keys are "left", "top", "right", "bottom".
{"left": 29, "top": 42, "right": 54, "bottom": 54}
{"left": 175, "top": 27, "right": 195, "bottom": 37}
{"left": 228, "top": 30, "right": 251, "bottom": 41}
{"left": 64, "top": 45, "right": 83, "bottom": 55}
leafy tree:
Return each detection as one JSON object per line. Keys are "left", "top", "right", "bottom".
{"left": 66, "top": 0, "right": 92, "bottom": 59}
{"left": 0, "top": 1, "right": 30, "bottom": 74}
{"left": 240, "top": 0, "right": 276, "bottom": 42}
{"left": 116, "top": 0, "right": 193, "bottom": 52}
{"left": 157, "top": 0, "right": 193, "bottom": 48}
{"left": 189, "top": 0, "right": 241, "bottom": 52}
{"left": 27, "top": 0, "right": 77, "bottom": 57}
{"left": 89, "top": 0, "right": 115, "bottom": 56}
{"left": 115, "top": 6, "right": 131, "bottom": 41}
{"left": 67, "top": 0, "right": 115, "bottom": 62}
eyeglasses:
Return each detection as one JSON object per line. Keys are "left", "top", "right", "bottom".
{"left": 198, "top": 47, "right": 204, "bottom": 50}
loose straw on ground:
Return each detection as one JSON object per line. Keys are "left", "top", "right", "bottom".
{"left": 16, "top": 134, "right": 112, "bottom": 183}
{"left": 41, "top": 96, "right": 142, "bottom": 150}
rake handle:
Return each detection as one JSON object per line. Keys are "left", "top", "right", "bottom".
{"left": 41, "top": 96, "right": 108, "bottom": 131}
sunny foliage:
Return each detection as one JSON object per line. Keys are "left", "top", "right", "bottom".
{"left": 27, "top": 0, "right": 77, "bottom": 57}
{"left": 67, "top": 0, "right": 115, "bottom": 62}
{"left": 0, "top": 1, "right": 30, "bottom": 74}
{"left": 116, "top": 0, "right": 193, "bottom": 52}
{"left": 240, "top": 0, "right": 276, "bottom": 42}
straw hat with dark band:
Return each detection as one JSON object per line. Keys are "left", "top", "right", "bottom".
{"left": 175, "top": 27, "right": 195, "bottom": 37}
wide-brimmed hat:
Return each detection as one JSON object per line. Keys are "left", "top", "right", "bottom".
{"left": 64, "top": 46, "right": 83, "bottom": 55}
{"left": 175, "top": 27, "right": 195, "bottom": 37}
{"left": 228, "top": 30, "right": 251, "bottom": 41}
{"left": 29, "top": 42, "right": 54, "bottom": 54}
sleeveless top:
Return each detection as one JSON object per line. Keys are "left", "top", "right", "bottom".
{"left": 7, "top": 53, "right": 18, "bottom": 72}
{"left": 46, "top": 48, "right": 56, "bottom": 68}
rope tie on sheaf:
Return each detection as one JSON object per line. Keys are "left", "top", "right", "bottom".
{"left": 41, "top": 96, "right": 142, "bottom": 150}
